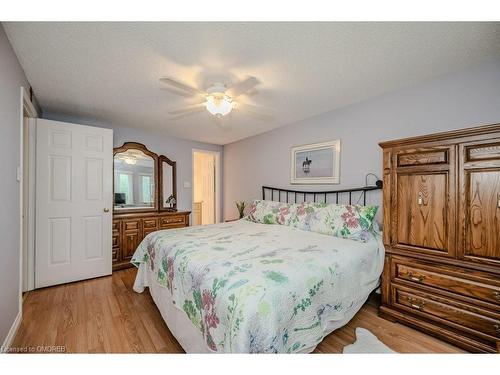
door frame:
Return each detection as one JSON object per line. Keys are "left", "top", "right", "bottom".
{"left": 19, "top": 87, "right": 38, "bottom": 296}
{"left": 192, "top": 149, "right": 221, "bottom": 224}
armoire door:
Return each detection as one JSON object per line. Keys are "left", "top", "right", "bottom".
{"left": 459, "top": 140, "right": 500, "bottom": 267}
{"left": 35, "top": 119, "right": 113, "bottom": 288}
{"left": 392, "top": 145, "right": 456, "bottom": 258}
{"left": 395, "top": 173, "right": 454, "bottom": 257}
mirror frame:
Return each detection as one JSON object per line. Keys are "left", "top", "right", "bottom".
{"left": 113, "top": 142, "right": 159, "bottom": 214}
{"left": 159, "top": 155, "right": 177, "bottom": 211}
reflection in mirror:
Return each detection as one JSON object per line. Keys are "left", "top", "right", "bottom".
{"left": 162, "top": 163, "right": 173, "bottom": 206}
{"left": 114, "top": 149, "right": 155, "bottom": 210}
{"left": 160, "top": 156, "right": 177, "bottom": 210}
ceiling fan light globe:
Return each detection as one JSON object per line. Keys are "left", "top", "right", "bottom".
{"left": 124, "top": 157, "right": 137, "bottom": 165}
{"left": 205, "top": 94, "right": 233, "bottom": 116}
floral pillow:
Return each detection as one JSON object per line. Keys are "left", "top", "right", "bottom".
{"left": 246, "top": 199, "right": 378, "bottom": 242}
{"left": 308, "top": 204, "right": 378, "bottom": 242}
{"left": 287, "top": 202, "right": 327, "bottom": 231}
{"left": 245, "top": 200, "right": 296, "bottom": 225}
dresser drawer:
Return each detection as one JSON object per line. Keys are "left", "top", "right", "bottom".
{"left": 123, "top": 219, "right": 141, "bottom": 231}
{"left": 392, "top": 258, "right": 500, "bottom": 306}
{"left": 143, "top": 218, "right": 158, "bottom": 229}
{"left": 392, "top": 284, "right": 500, "bottom": 340}
{"left": 159, "top": 215, "right": 186, "bottom": 228}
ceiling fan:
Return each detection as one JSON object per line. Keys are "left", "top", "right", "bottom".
{"left": 159, "top": 76, "right": 273, "bottom": 121}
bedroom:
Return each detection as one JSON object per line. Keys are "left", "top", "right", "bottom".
{"left": 1, "top": 1, "right": 500, "bottom": 373}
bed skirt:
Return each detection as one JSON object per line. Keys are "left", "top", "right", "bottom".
{"left": 133, "top": 263, "right": 374, "bottom": 353}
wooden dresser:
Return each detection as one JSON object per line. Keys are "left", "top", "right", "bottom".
{"left": 113, "top": 141, "right": 190, "bottom": 270}
{"left": 112, "top": 211, "right": 190, "bottom": 270}
{"left": 379, "top": 124, "right": 500, "bottom": 353}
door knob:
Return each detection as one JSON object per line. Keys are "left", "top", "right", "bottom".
{"left": 103, "top": 208, "right": 110, "bottom": 213}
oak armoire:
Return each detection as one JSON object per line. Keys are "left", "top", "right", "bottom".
{"left": 379, "top": 123, "right": 500, "bottom": 353}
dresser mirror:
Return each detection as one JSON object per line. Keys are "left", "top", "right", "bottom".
{"left": 159, "top": 155, "right": 177, "bottom": 211}
{"left": 113, "top": 142, "right": 159, "bottom": 213}
{"left": 112, "top": 142, "right": 186, "bottom": 270}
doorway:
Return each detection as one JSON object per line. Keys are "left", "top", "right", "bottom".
{"left": 20, "top": 88, "right": 37, "bottom": 294}
{"left": 192, "top": 150, "right": 220, "bottom": 225}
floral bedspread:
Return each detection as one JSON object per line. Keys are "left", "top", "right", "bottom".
{"left": 131, "top": 220, "right": 384, "bottom": 353}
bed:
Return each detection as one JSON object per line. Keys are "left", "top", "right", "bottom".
{"left": 132, "top": 184, "right": 384, "bottom": 353}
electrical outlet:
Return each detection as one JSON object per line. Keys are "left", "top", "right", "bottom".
{"left": 183, "top": 181, "right": 191, "bottom": 188}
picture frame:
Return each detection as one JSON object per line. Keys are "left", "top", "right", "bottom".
{"left": 290, "top": 140, "right": 340, "bottom": 184}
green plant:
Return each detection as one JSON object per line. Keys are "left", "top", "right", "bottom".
{"left": 236, "top": 201, "right": 246, "bottom": 219}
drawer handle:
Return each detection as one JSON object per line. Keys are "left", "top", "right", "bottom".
{"left": 494, "top": 291, "right": 500, "bottom": 301}
{"left": 404, "top": 271, "right": 426, "bottom": 283}
{"left": 498, "top": 193, "right": 500, "bottom": 209}
{"left": 408, "top": 297, "right": 425, "bottom": 310}
{"left": 417, "top": 192, "right": 424, "bottom": 206}
{"left": 494, "top": 324, "right": 500, "bottom": 333}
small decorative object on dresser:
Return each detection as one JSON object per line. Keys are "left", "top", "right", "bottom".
{"left": 112, "top": 142, "right": 190, "bottom": 270}
{"left": 236, "top": 201, "right": 246, "bottom": 219}
{"left": 379, "top": 123, "right": 500, "bottom": 353}
{"left": 290, "top": 140, "right": 341, "bottom": 184}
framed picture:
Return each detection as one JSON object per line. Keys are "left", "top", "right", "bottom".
{"left": 290, "top": 140, "right": 340, "bottom": 184}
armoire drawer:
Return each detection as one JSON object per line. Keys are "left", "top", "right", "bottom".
{"left": 159, "top": 215, "right": 186, "bottom": 227}
{"left": 465, "top": 141, "right": 500, "bottom": 162}
{"left": 397, "top": 148, "right": 449, "bottom": 167}
{"left": 392, "top": 284, "right": 500, "bottom": 340}
{"left": 392, "top": 258, "right": 500, "bottom": 306}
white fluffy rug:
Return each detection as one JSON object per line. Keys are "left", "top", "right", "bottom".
{"left": 342, "top": 328, "right": 396, "bottom": 354}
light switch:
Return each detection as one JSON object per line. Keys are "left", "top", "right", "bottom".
{"left": 16, "top": 166, "right": 22, "bottom": 182}
{"left": 183, "top": 181, "right": 191, "bottom": 188}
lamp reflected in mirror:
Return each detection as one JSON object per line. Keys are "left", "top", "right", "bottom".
{"left": 159, "top": 155, "right": 177, "bottom": 212}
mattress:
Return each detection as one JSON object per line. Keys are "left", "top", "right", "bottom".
{"left": 132, "top": 220, "right": 384, "bottom": 353}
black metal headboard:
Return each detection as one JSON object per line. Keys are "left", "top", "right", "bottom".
{"left": 262, "top": 180, "right": 383, "bottom": 206}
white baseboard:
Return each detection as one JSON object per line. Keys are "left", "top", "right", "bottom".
{"left": 1, "top": 311, "right": 22, "bottom": 353}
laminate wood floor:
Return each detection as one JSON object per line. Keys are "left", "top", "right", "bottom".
{"left": 12, "top": 268, "right": 465, "bottom": 353}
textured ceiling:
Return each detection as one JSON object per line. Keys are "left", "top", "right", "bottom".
{"left": 4, "top": 22, "right": 500, "bottom": 145}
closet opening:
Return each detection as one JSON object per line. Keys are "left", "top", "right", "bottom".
{"left": 192, "top": 149, "right": 221, "bottom": 226}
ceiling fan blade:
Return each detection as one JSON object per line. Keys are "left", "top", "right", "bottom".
{"left": 226, "top": 76, "right": 259, "bottom": 98}
{"left": 169, "top": 106, "right": 206, "bottom": 121}
{"left": 159, "top": 77, "right": 207, "bottom": 96}
{"left": 237, "top": 102, "right": 274, "bottom": 121}
{"left": 168, "top": 102, "right": 206, "bottom": 115}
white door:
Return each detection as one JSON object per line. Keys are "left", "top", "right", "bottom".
{"left": 35, "top": 118, "right": 113, "bottom": 288}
